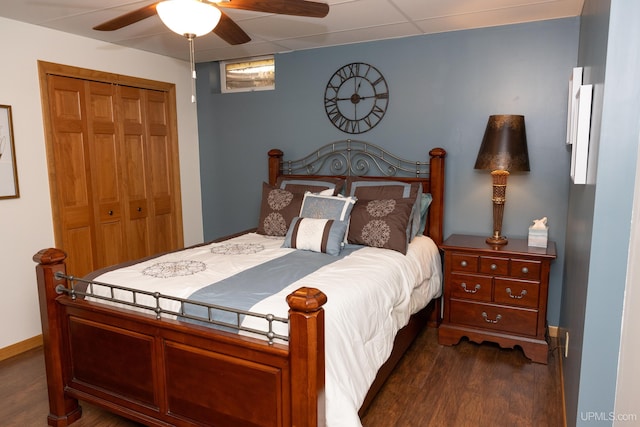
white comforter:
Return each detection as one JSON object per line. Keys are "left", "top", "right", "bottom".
{"left": 91, "top": 232, "right": 442, "bottom": 427}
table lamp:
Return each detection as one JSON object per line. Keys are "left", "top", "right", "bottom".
{"left": 474, "top": 115, "right": 530, "bottom": 245}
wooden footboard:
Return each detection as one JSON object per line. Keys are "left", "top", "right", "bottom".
{"left": 34, "top": 248, "right": 326, "bottom": 427}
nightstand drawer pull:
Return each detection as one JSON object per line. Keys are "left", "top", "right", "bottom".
{"left": 460, "top": 260, "right": 468, "bottom": 267}
{"left": 521, "top": 267, "right": 529, "bottom": 274}
{"left": 461, "top": 283, "right": 481, "bottom": 293}
{"left": 506, "top": 287, "right": 528, "bottom": 299}
{"left": 490, "top": 263, "right": 497, "bottom": 271}
{"left": 482, "top": 312, "right": 502, "bottom": 324}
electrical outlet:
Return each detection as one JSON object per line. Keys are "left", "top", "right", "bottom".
{"left": 565, "top": 331, "right": 569, "bottom": 358}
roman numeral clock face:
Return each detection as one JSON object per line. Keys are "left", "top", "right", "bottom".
{"left": 324, "top": 63, "right": 389, "bottom": 134}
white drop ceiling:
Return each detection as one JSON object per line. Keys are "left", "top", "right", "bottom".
{"left": 0, "top": 0, "right": 584, "bottom": 62}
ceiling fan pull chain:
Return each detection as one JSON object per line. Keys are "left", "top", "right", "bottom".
{"left": 187, "top": 33, "right": 197, "bottom": 103}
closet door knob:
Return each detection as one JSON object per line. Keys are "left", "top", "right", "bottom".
{"left": 108, "top": 210, "right": 113, "bottom": 216}
{"left": 137, "top": 207, "right": 142, "bottom": 212}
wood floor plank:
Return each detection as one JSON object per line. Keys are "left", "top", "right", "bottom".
{"left": 0, "top": 327, "right": 563, "bottom": 427}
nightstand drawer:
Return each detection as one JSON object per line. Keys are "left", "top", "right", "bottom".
{"left": 494, "top": 278, "right": 540, "bottom": 308}
{"left": 511, "top": 259, "right": 541, "bottom": 280}
{"left": 450, "top": 273, "right": 492, "bottom": 302}
{"left": 451, "top": 253, "right": 478, "bottom": 273}
{"left": 479, "top": 256, "right": 509, "bottom": 275}
{"left": 449, "top": 300, "right": 538, "bottom": 336}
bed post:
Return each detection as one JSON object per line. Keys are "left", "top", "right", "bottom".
{"left": 268, "top": 149, "right": 284, "bottom": 185}
{"left": 287, "top": 287, "right": 327, "bottom": 427}
{"left": 428, "top": 148, "right": 446, "bottom": 246}
{"left": 33, "top": 248, "right": 82, "bottom": 427}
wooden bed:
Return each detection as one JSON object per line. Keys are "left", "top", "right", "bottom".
{"left": 34, "top": 140, "right": 446, "bottom": 427}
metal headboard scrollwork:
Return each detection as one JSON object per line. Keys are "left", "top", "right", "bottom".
{"left": 268, "top": 140, "right": 446, "bottom": 245}
{"left": 280, "top": 140, "right": 429, "bottom": 178}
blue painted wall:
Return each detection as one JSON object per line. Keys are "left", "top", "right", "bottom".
{"left": 562, "top": 0, "right": 640, "bottom": 425}
{"left": 196, "top": 18, "right": 580, "bottom": 327}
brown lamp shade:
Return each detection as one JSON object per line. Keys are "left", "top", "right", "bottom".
{"left": 474, "top": 115, "right": 530, "bottom": 172}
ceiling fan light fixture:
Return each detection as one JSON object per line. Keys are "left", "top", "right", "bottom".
{"left": 157, "top": 0, "right": 222, "bottom": 37}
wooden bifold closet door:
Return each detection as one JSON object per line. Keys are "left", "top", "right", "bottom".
{"left": 39, "top": 62, "right": 184, "bottom": 277}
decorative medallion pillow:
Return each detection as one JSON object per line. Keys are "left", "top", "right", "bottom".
{"left": 347, "top": 198, "right": 414, "bottom": 254}
{"left": 346, "top": 179, "right": 423, "bottom": 240}
{"left": 256, "top": 182, "right": 304, "bottom": 236}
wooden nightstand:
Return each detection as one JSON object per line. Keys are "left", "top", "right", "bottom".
{"left": 438, "top": 234, "right": 557, "bottom": 363}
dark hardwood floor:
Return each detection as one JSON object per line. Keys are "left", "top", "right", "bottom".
{"left": 361, "top": 328, "right": 564, "bottom": 427}
{"left": 0, "top": 327, "right": 564, "bottom": 427}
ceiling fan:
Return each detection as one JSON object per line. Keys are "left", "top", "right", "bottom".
{"left": 93, "top": 0, "right": 330, "bottom": 45}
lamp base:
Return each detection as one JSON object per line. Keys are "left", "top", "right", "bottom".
{"left": 486, "top": 235, "right": 508, "bottom": 246}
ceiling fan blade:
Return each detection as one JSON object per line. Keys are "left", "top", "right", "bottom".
{"left": 93, "top": 3, "right": 160, "bottom": 31}
{"left": 218, "top": 0, "right": 329, "bottom": 18}
{"left": 213, "top": 12, "right": 251, "bottom": 45}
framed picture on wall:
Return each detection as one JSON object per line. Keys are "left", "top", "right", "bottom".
{"left": 566, "top": 67, "right": 583, "bottom": 145}
{"left": 570, "top": 84, "right": 593, "bottom": 185}
{"left": 0, "top": 104, "right": 19, "bottom": 199}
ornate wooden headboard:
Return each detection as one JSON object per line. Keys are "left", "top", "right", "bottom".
{"left": 267, "top": 140, "right": 446, "bottom": 245}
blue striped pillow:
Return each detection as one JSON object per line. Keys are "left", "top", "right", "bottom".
{"left": 283, "top": 217, "right": 348, "bottom": 256}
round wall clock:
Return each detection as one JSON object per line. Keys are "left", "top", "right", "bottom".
{"left": 324, "top": 62, "right": 389, "bottom": 134}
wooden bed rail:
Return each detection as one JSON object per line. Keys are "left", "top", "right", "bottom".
{"left": 34, "top": 248, "right": 327, "bottom": 427}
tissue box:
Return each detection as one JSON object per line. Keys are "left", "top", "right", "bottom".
{"left": 528, "top": 226, "right": 549, "bottom": 248}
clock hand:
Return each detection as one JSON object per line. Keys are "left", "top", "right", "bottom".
{"left": 357, "top": 93, "right": 388, "bottom": 100}
{"left": 335, "top": 94, "right": 383, "bottom": 101}
{"left": 335, "top": 93, "right": 363, "bottom": 104}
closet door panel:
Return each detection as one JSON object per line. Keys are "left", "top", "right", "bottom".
{"left": 88, "top": 81, "right": 128, "bottom": 267}
{"left": 67, "top": 228, "right": 95, "bottom": 277}
{"left": 47, "top": 75, "right": 96, "bottom": 277}
{"left": 120, "top": 86, "right": 152, "bottom": 258}
{"left": 55, "top": 132, "right": 93, "bottom": 253}
{"left": 146, "top": 90, "right": 179, "bottom": 253}
{"left": 123, "top": 135, "right": 147, "bottom": 201}
{"left": 123, "top": 134, "right": 151, "bottom": 260}
{"left": 56, "top": 133, "right": 89, "bottom": 214}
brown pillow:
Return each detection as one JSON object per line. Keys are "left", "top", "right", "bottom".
{"left": 256, "top": 182, "right": 304, "bottom": 236}
{"left": 347, "top": 198, "right": 414, "bottom": 254}
{"left": 346, "top": 178, "right": 422, "bottom": 240}
{"left": 275, "top": 177, "right": 345, "bottom": 195}
{"left": 346, "top": 178, "right": 420, "bottom": 200}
